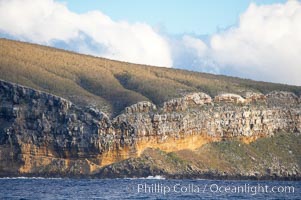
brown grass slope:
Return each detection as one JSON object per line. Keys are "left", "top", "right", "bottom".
{"left": 1, "top": 38, "right": 300, "bottom": 116}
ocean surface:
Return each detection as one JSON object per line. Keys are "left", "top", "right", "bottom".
{"left": 0, "top": 176, "right": 300, "bottom": 199}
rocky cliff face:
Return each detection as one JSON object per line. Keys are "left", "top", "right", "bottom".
{"left": 0, "top": 79, "right": 300, "bottom": 177}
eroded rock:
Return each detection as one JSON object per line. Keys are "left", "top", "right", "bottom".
{"left": 0, "top": 80, "right": 300, "bottom": 177}
{"left": 214, "top": 93, "right": 245, "bottom": 104}
{"left": 125, "top": 101, "right": 157, "bottom": 114}
{"left": 266, "top": 91, "right": 299, "bottom": 107}
{"left": 163, "top": 92, "right": 212, "bottom": 112}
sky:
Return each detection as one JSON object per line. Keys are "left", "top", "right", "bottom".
{"left": 0, "top": 0, "right": 300, "bottom": 86}
{"left": 59, "top": 0, "right": 287, "bottom": 35}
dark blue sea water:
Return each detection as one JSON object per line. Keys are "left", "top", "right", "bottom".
{"left": 0, "top": 176, "right": 300, "bottom": 199}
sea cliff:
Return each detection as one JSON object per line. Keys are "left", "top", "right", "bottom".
{"left": 0, "top": 79, "right": 300, "bottom": 179}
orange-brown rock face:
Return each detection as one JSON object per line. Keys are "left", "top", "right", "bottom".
{"left": 0, "top": 80, "right": 300, "bottom": 176}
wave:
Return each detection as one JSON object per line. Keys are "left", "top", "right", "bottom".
{"left": 145, "top": 175, "right": 166, "bottom": 180}
{"left": 124, "top": 175, "right": 166, "bottom": 180}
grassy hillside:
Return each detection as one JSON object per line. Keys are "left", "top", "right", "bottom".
{"left": 1, "top": 38, "right": 300, "bottom": 116}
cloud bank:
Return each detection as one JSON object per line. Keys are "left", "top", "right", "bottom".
{"left": 0, "top": 0, "right": 172, "bottom": 67}
{"left": 180, "top": 0, "right": 301, "bottom": 85}
{"left": 0, "top": 0, "right": 300, "bottom": 85}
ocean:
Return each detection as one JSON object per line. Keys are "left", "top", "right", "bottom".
{"left": 0, "top": 176, "right": 300, "bottom": 199}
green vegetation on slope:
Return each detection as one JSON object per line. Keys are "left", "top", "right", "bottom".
{"left": 1, "top": 38, "right": 300, "bottom": 116}
{"left": 97, "top": 132, "right": 301, "bottom": 179}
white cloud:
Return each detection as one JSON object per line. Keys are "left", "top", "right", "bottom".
{"left": 182, "top": 35, "right": 207, "bottom": 57}
{"left": 0, "top": 0, "right": 172, "bottom": 67}
{"left": 180, "top": 0, "right": 301, "bottom": 85}
{"left": 171, "top": 35, "right": 219, "bottom": 74}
